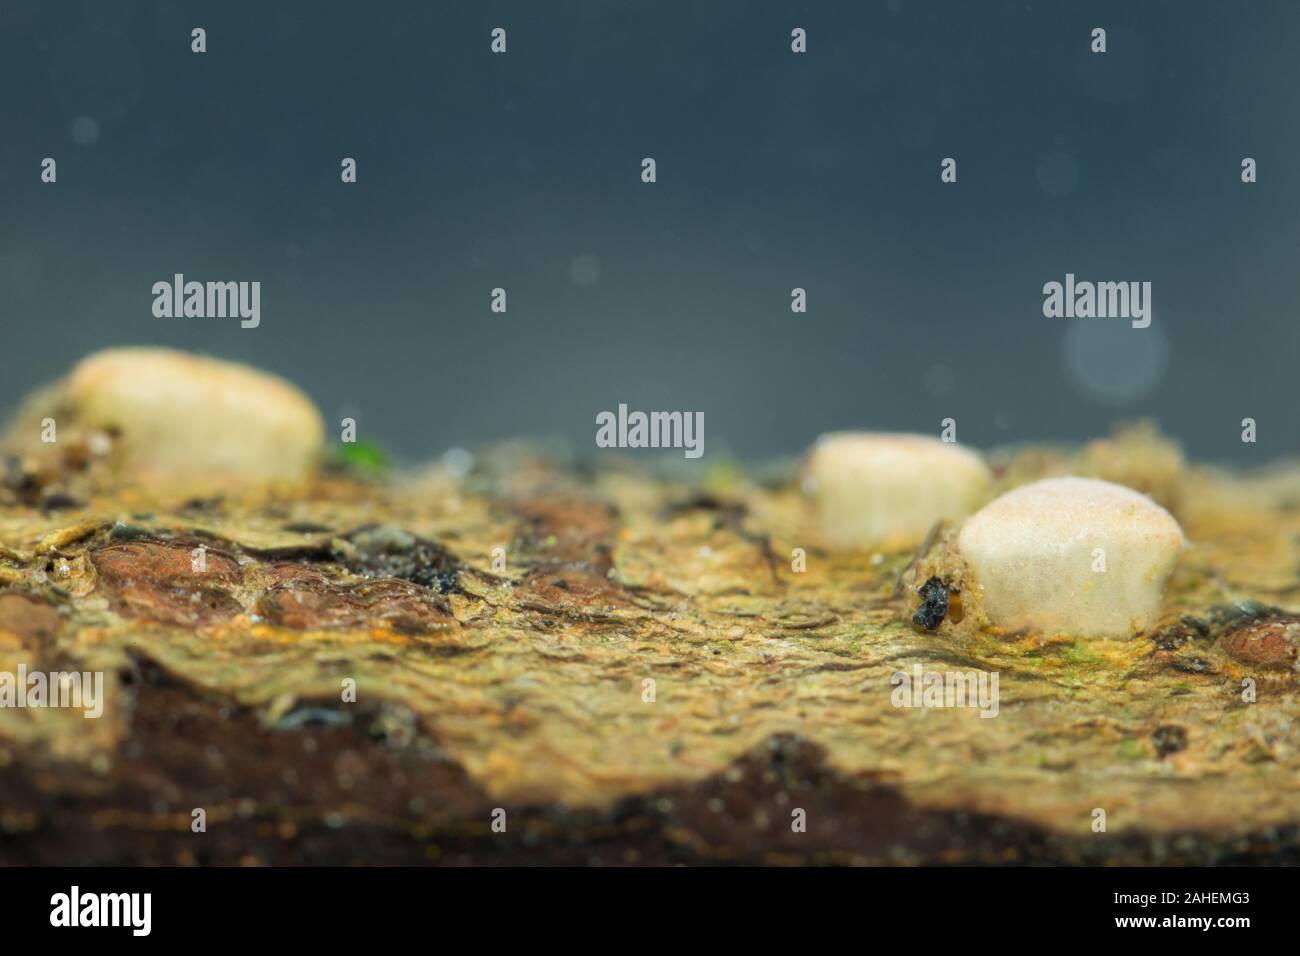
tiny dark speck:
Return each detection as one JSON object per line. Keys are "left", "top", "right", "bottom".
{"left": 1152, "top": 724, "right": 1187, "bottom": 758}
{"left": 281, "top": 521, "right": 335, "bottom": 534}
{"left": 1171, "top": 656, "right": 1215, "bottom": 675}
{"left": 912, "top": 576, "right": 949, "bottom": 631}
{"left": 39, "top": 492, "right": 84, "bottom": 512}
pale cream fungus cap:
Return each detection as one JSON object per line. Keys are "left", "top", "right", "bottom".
{"left": 805, "top": 432, "right": 993, "bottom": 548}
{"left": 957, "top": 476, "right": 1184, "bottom": 638}
{"left": 50, "top": 347, "right": 323, "bottom": 483}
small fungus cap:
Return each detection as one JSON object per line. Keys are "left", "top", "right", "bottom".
{"left": 804, "top": 432, "right": 992, "bottom": 549}
{"left": 8, "top": 347, "right": 326, "bottom": 487}
{"left": 957, "top": 476, "right": 1184, "bottom": 638}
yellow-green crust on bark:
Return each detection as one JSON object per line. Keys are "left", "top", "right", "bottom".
{"left": 1, "top": 426, "right": 1298, "bottom": 863}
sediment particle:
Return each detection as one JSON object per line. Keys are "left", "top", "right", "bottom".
{"left": 956, "top": 477, "right": 1183, "bottom": 639}
{"left": 911, "top": 576, "right": 950, "bottom": 631}
{"left": 803, "top": 433, "right": 992, "bottom": 548}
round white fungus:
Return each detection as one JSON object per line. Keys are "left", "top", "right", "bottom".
{"left": 804, "top": 432, "right": 993, "bottom": 548}
{"left": 34, "top": 347, "right": 324, "bottom": 483}
{"left": 957, "top": 476, "right": 1183, "bottom": 639}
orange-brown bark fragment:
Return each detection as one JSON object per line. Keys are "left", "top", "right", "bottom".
{"left": 257, "top": 576, "right": 453, "bottom": 634}
{"left": 92, "top": 540, "right": 244, "bottom": 626}
{"left": 0, "top": 592, "right": 64, "bottom": 651}
{"left": 1222, "top": 616, "right": 1300, "bottom": 670}
{"left": 512, "top": 498, "right": 618, "bottom": 572}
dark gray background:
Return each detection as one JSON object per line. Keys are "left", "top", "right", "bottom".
{"left": 2, "top": 1, "right": 1297, "bottom": 464}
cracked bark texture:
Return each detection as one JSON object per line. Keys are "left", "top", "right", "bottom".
{"left": 1, "top": 430, "right": 1298, "bottom": 864}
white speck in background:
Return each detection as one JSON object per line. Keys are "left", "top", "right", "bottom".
{"left": 1036, "top": 145, "right": 1079, "bottom": 197}
{"left": 568, "top": 254, "right": 600, "bottom": 288}
{"left": 1064, "top": 316, "right": 1169, "bottom": 406}
{"left": 441, "top": 447, "right": 474, "bottom": 478}
{"left": 69, "top": 115, "right": 99, "bottom": 146}
{"left": 923, "top": 364, "right": 953, "bottom": 396}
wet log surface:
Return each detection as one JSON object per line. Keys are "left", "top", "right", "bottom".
{"left": 1, "top": 438, "right": 1299, "bottom": 865}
